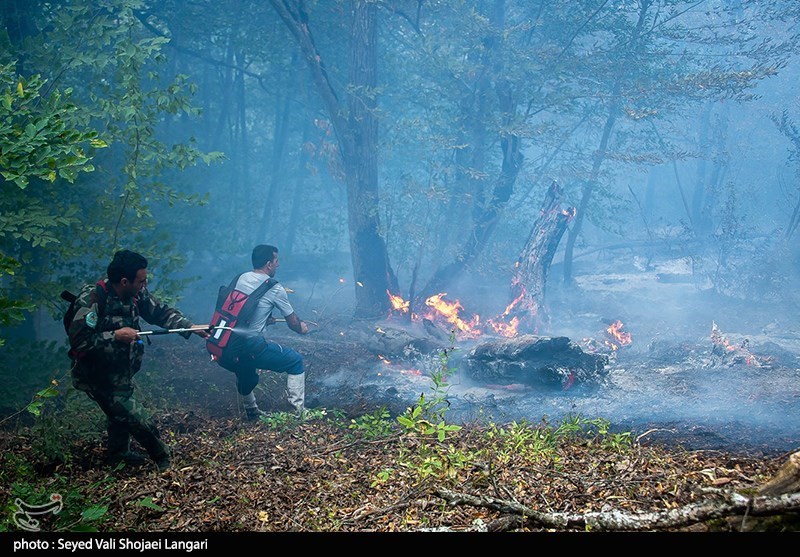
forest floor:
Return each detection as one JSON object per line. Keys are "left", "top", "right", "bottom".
{"left": 2, "top": 255, "right": 799, "bottom": 537}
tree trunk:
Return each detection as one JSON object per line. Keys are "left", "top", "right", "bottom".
{"left": 284, "top": 118, "right": 310, "bottom": 256}
{"left": 259, "top": 67, "right": 293, "bottom": 243}
{"left": 421, "top": 131, "right": 522, "bottom": 300}
{"left": 691, "top": 100, "right": 712, "bottom": 235}
{"left": 700, "top": 102, "right": 730, "bottom": 237}
{"left": 501, "top": 180, "right": 574, "bottom": 334}
{"left": 563, "top": 1, "right": 649, "bottom": 285}
{"left": 269, "top": 0, "right": 396, "bottom": 318}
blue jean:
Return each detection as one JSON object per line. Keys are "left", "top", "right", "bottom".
{"left": 220, "top": 335, "right": 303, "bottom": 395}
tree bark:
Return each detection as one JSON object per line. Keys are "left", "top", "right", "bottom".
{"left": 501, "top": 180, "right": 574, "bottom": 334}
{"left": 269, "top": 0, "right": 395, "bottom": 318}
{"left": 436, "top": 486, "right": 800, "bottom": 531}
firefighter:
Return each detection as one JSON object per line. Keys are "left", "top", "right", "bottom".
{"left": 214, "top": 244, "right": 309, "bottom": 420}
{"left": 68, "top": 250, "right": 209, "bottom": 472}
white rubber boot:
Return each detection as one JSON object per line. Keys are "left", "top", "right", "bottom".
{"left": 286, "top": 372, "right": 305, "bottom": 417}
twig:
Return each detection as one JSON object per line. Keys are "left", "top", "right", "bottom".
{"left": 635, "top": 428, "right": 676, "bottom": 444}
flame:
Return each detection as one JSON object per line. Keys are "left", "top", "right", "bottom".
{"left": 488, "top": 315, "right": 520, "bottom": 337}
{"left": 711, "top": 321, "right": 760, "bottom": 366}
{"left": 423, "top": 293, "right": 481, "bottom": 336}
{"left": 384, "top": 285, "right": 530, "bottom": 340}
{"left": 485, "top": 284, "right": 534, "bottom": 338}
{"left": 605, "top": 320, "right": 632, "bottom": 350}
{"left": 387, "top": 290, "right": 410, "bottom": 314}
{"left": 500, "top": 289, "right": 525, "bottom": 318}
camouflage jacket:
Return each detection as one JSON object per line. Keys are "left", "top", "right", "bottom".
{"left": 68, "top": 280, "right": 196, "bottom": 392}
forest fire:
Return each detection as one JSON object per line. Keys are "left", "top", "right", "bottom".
{"left": 423, "top": 293, "right": 481, "bottom": 336}
{"left": 605, "top": 320, "right": 633, "bottom": 351}
{"left": 485, "top": 286, "right": 527, "bottom": 337}
{"left": 578, "top": 320, "right": 634, "bottom": 356}
{"left": 387, "top": 291, "right": 410, "bottom": 313}
{"left": 385, "top": 290, "right": 522, "bottom": 339}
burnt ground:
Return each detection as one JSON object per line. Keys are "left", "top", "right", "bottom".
{"left": 1, "top": 314, "right": 798, "bottom": 537}
{"left": 2, "top": 256, "right": 799, "bottom": 536}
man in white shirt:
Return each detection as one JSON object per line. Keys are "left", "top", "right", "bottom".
{"left": 220, "top": 244, "right": 309, "bottom": 419}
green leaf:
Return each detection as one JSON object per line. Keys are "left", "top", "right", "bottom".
{"left": 136, "top": 497, "right": 164, "bottom": 511}
{"left": 81, "top": 505, "right": 108, "bottom": 522}
{"left": 26, "top": 399, "right": 42, "bottom": 416}
{"left": 36, "top": 386, "right": 59, "bottom": 398}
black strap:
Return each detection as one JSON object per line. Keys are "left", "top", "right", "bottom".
{"left": 238, "top": 277, "right": 278, "bottom": 327}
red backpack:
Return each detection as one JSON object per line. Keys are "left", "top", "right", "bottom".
{"left": 206, "top": 273, "right": 277, "bottom": 361}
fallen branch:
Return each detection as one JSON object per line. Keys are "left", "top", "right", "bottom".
{"left": 435, "top": 487, "right": 800, "bottom": 531}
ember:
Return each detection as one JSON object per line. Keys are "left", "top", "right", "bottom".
{"left": 710, "top": 321, "right": 763, "bottom": 367}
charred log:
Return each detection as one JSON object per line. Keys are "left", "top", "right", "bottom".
{"left": 463, "top": 334, "right": 608, "bottom": 389}
{"left": 357, "top": 325, "right": 446, "bottom": 358}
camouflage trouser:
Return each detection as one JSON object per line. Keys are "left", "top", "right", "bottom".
{"left": 86, "top": 387, "right": 169, "bottom": 460}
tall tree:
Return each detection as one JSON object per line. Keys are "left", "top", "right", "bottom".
{"left": 415, "top": 0, "right": 523, "bottom": 301}
{"left": 269, "top": 0, "right": 397, "bottom": 318}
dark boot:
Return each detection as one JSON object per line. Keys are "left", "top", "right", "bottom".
{"left": 106, "top": 421, "right": 148, "bottom": 466}
{"left": 245, "top": 406, "right": 266, "bottom": 421}
{"left": 153, "top": 448, "right": 171, "bottom": 473}
{"left": 135, "top": 427, "right": 172, "bottom": 472}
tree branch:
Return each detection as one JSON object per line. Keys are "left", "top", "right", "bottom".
{"left": 435, "top": 487, "right": 800, "bottom": 531}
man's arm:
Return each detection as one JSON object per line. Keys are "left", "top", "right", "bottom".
{"left": 284, "top": 312, "right": 309, "bottom": 334}
{"left": 137, "top": 287, "right": 209, "bottom": 339}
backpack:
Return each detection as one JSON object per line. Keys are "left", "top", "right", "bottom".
{"left": 61, "top": 280, "right": 109, "bottom": 335}
{"left": 206, "top": 273, "right": 277, "bottom": 362}
{"left": 61, "top": 280, "right": 109, "bottom": 360}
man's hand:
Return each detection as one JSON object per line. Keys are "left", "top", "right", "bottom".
{"left": 193, "top": 328, "right": 211, "bottom": 339}
{"left": 113, "top": 327, "right": 140, "bottom": 344}
{"left": 285, "top": 312, "right": 308, "bottom": 335}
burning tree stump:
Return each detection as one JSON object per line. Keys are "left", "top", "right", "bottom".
{"left": 496, "top": 180, "right": 575, "bottom": 333}
{"left": 463, "top": 334, "right": 609, "bottom": 389}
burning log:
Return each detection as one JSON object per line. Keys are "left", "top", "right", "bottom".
{"left": 463, "top": 334, "right": 609, "bottom": 390}
{"left": 494, "top": 180, "right": 575, "bottom": 334}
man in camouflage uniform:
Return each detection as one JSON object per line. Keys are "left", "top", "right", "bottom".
{"left": 68, "top": 250, "right": 209, "bottom": 472}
